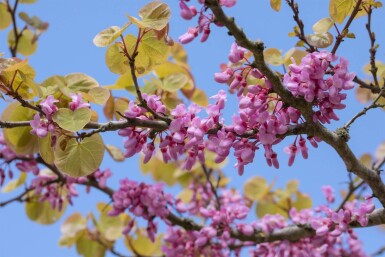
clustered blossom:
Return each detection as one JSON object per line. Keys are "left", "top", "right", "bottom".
{"left": 161, "top": 183, "right": 373, "bottom": 257}
{"left": 178, "top": 0, "right": 237, "bottom": 44}
{"left": 109, "top": 179, "right": 173, "bottom": 241}
{"left": 0, "top": 133, "right": 39, "bottom": 185}
{"left": 283, "top": 51, "right": 355, "bottom": 124}
{"left": 30, "top": 172, "right": 79, "bottom": 210}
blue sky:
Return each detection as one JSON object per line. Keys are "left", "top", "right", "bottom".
{"left": 0, "top": 0, "right": 385, "bottom": 256}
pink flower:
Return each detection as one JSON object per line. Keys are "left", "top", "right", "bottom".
{"left": 179, "top": 0, "right": 197, "bottom": 20}
{"left": 228, "top": 42, "right": 246, "bottom": 63}
{"left": 178, "top": 27, "right": 198, "bottom": 44}
{"left": 69, "top": 93, "right": 90, "bottom": 110}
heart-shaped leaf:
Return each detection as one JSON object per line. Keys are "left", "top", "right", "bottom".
{"left": 53, "top": 108, "right": 92, "bottom": 132}
{"left": 54, "top": 134, "right": 105, "bottom": 177}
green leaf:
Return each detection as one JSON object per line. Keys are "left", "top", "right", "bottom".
{"left": 40, "top": 75, "right": 66, "bottom": 97}
{"left": 93, "top": 24, "right": 129, "bottom": 47}
{"left": 125, "top": 229, "right": 163, "bottom": 256}
{"left": 283, "top": 48, "right": 307, "bottom": 67}
{"left": 39, "top": 132, "right": 55, "bottom": 164}
{"left": 191, "top": 89, "right": 208, "bottom": 107}
{"left": 1, "top": 172, "right": 27, "bottom": 193}
{"left": 305, "top": 32, "right": 334, "bottom": 48}
{"left": 105, "top": 43, "right": 130, "bottom": 74}
{"left": 329, "top": 0, "right": 353, "bottom": 24}
{"left": 128, "top": 1, "right": 171, "bottom": 31}
{"left": 270, "top": 0, "right": 281, "bottom": 11}
{"left": 1, "top": 102, "right": 39, "bottom": 155}
{"left": 54, "top": 134, "right": 105, "bottom": 178}
{"left": 105, "top": 145, "right": 125, "bottom": 162}
{"left": 97, "top": 203, "right": 129, "bottom": 241}
{"left": 65, "top": 73, "right": 99, "bottom": 93}
{"left": 8, "top": 29, "right": 38, "bottom": 56}
{"left": 59, "top": 212, "right": 87, "bottom": 247}
{"left": 124, "top": 30, "right": 170, "bottom": 72}
{"left": 161, "top": 73, "right": 188, "bottom": 92}
{"left": 19, "top": 0, "right": 37, "bottom": 4}
{"left": 292, "top": 192, "right": 312, "bottom": 210}
{"left": 312, "top": 17, "right": 335, "bottom": 34}
{"left": 264, "top": 48, "right": 283, "bottom": 66}
{"left": 0, "top": 3, "right": 12, "bottom": 30}
{"left": 244, "top": 176, "right": 271, "bottom": 201}
{"left": 82, "top": 87, "right": 111, "bottom": 105}
{"left": 256, "top": 199, "right": 288, "bottom": 218}
{"left": 76, "top": 232, "right": 106, "bottom": 257}
{"left": 25, "top": 191, "right": 66, "bottom": 224}
{"left": 53, "top": 108, "right": 92, "bottom": 132}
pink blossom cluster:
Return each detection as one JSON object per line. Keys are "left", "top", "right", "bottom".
{"left": 161, "top": 183, "right": 373, "bottom": 257}
{"left": 283, "top": 51, "right": 355, "bottom": 124}
{"left": 178, "top": 0, "right": 237, "bottom": 44}
{"left": 30, "top": 172, "right": 79, "bottom": 210}
{"left": 30, "top": 93, "right": 91, "bottom": 138}
{"left": 109, "top": 179, "right": 173, "bottom": 241}
{"left": 0, "top": 133, "right": 39, "bottom": 185}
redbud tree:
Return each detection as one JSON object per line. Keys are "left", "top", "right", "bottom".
{"left": 0, "top": 0, "right": 385, "bottom": 256}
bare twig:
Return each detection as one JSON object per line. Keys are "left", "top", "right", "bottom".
{"left": 285, "top": 0, "right": 316, "bottom": 52}
{"left": 331, "top": 0, "right": 363, "bottom": 54}
{"left": 201, "top": 163, "right": 221, "bottom": 209}
{"left": 364, "top": 5, "right": 379, "bottom": 87}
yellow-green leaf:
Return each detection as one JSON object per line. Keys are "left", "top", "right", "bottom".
{"left": 125, "top": 229, "right": 163, "bottom": 256}
{"left": 161, "top": 73, "right": 188, "bottom": 92}
{"left": 25, "top": 192, "right": 66, "bottom": 224}
{"left": 360, "top": 153, "right": 372, "bottom": 168}
{"left": 292, "top": 192, "right": 312, "bottom": 210}
{"left": 0, "top": 3, "right": 12, "bottom": 30}
{"left": 105, "top": 43, "right": 129, "bottom": 74}
{"left": 124, "top": 30, "right": 170, "bottom": 72}
{"left": 53, "top": 108, "right": 92, "bottom": 132}
{"left": 8, "top": 29, "right": 37, "bottom": 56}
{"left": 93, "top": 24, "right": 129, "bottom": 47}
{"left": 2, "top": 102, "right": 39, "bottom": 155}
{"left": 312, "top": 17, "right": 335, "bottom": 34}
{"left": 244, "top": 176, "right": 271, "bottom": 201}
{"left": 305, "top": 32, "right": 334, "bottom": 48}
{"left": 59, "top": 212, "right": 87, "bottom": 247}
{"left": 97, "top": 202, "right": 129, "bottom": 241}
{"left": 76, "top": 232, "right": 106, "bottom": 257}
{"left": 19, "top": 0, "right": 37, "bottom": 4}
{"left": 286, "top": 179, "right": 299, "bottom": 193}
{"left": 65, "top": 73, "right": 99, "bottom": 93}
{"left": 171, "top": 43, "right": 188, "bottom": 64}
{"left": 191, "top": 89, "right": 208, "bottom": 107}
{"left": 82, "top": 87, "right": 110, "bottom": 105}
{"left": 283, "top": 48, "right": 307, "bottom": 67}
{"left": 128, "top": 1, "right": 171, "bottom": 31}
{"left": 270, "top": 0, "right": 281, "bottom": 11}
{"left": 54, "top": 134, "right": 105, "bottom": 177}
{"left": 355, "top": 86, "right": 373, "bottom": 104}
{"left": 264, "top": 48, "right": 283, "bottom": 66}
{"left": 39, "top": 132, "right": 55, "bottom": 164}
{"left": 105, "top": 144, "right": 125, "bottom": 162}
{"left": 1, "top": 172, "right": 27, "bottom": 193}
{"left": 256, "top": 199, "right": 287, "bottom": 218}
{"left": 329, "top": 0, "right": 353, "bottom": 24}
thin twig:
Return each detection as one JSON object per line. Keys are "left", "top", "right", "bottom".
{"left": 331, "top": 0, "right": 363, "bottom": 54}
{"left": 285, "top": 0, "right": 316, "bottom": 52}
{"left": 344, "top": 88, "right": 385, "bottom": 129}
{"left": 201, "top": 163, "right": 221, "bottom": 209}
{"left": 365, "top": 4, "right": 379, "bottom": 87}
